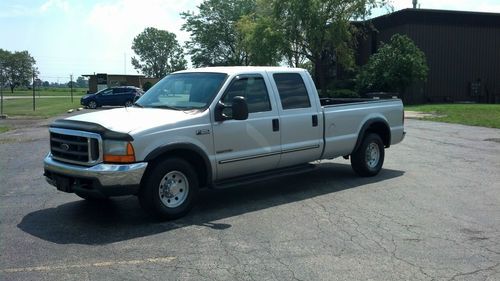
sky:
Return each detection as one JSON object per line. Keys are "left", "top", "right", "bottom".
{"left": 1, "top": 0, "right": 499, "bottom": 83}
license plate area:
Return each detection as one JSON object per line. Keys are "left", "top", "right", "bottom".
{"left": 54, "top": 175, "right": 73, "bottom": 193}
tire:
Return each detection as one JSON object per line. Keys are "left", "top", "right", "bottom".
{"left": 351, "top": 133, "right": 385, "bottom": 177}
{"left": 88, "top": 100, "right": 98, "bottom": 109}
{"left": 139, "top": 158, "right": 199, "bottom": 220}
{"left": 125, "top": 100, "right": 133, "bottom": 107}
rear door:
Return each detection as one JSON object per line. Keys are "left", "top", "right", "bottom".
{"left": 112, "top": 88, "right": 127, "bottom": 105}
{"left": 269, "top": 71, "right": 323, "bottom": 168}
{"left": 213, "top": 74, "right": 281, "bottom": 180}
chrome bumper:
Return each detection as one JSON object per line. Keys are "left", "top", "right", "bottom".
{"left": 44, "top": 154, "right": 148, "bottom": 187}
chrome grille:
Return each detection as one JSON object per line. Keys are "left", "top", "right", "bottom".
{"left": 49, "top": 128, "right": 102, "bottom": 166}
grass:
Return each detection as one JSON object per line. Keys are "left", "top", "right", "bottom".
{"left": 2, "top": 97, "right": 82, "bottom": 118}
{"left": 405, "top": 104, "right": 500, "bottom": 129}
{"left": 1, "top": 88, "right": 87, "bottom": 97}
{"left": 0, "top": 126, "right": 9, "bottom": 133}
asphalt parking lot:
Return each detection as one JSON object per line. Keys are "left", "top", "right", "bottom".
{"left": 0, "top": 116, "right": 499, "bottom": 281}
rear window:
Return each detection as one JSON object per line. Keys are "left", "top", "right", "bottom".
{"left": 273, "top": 73, "right": 311, "bottom": 110}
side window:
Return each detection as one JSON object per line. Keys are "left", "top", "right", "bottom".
{"left": 113, "top": 88, "right": 125, "bottom": 95}
{"left": 273, "top": 73, "right": 311, "bottom": 110}
{"left": 222, "top": 76, "right": 271, "bottom": 116}
{"left": 101, "top": 89, "right": 113, "bottom": 96}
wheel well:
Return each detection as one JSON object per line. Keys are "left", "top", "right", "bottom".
{"left": 145, "top": 149, "right": 209, "bottom": 188}
{"left": 366, "top": 122, "right": 391, "bottom": 148}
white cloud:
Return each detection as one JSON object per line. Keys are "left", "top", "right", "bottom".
{"left": 83, "top": 0, "right": 202, "bottom": 74}
{"left": 86, "top": 0, "right": 201, "bottom": 43}
{"left": 39, "top": 0, "right": 70, "bottom": 13}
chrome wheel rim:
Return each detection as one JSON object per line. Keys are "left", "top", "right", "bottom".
{"left": 158, "top": 171, "right": 189, "bottom": 208}
{"left": 89, "top": 101, "right": 97, "bottom": 109}
{"left": 125, "top": 101, "right": 133, "bottom": 107}
{"left": 365, "top": 143, "right": 380, "bottom": 168}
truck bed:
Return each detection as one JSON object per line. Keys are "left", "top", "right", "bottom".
{"left": 320, "top": 98, "right": 405, "bottom": 160}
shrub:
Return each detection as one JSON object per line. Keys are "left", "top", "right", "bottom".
{"left": 356, "top": 34, "right": 428, "bottom": 95}
{"left": 143, "top": 81, "right": 153, "bottom": 91}
{"left": 326, "top": 88, "right": 360, "bottom": 98}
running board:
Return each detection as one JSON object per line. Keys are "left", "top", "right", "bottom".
{"left": 212, "top": 164, "right": 317, "bottom": 189}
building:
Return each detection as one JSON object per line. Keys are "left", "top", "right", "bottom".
{"left": 355, "top": 9, "right": 500, "bottom": 104}
{"left": 82, "top": 74, "right": 160, "bottom": 93}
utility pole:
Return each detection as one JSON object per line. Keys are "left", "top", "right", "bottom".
{"left": 70, "top": 74, "right": 74, "bottom": 103}
{"left": 412, "top": 0, "right": 418, "bottom": 9}
{"left": 32, "top": 68, "right": 36, "bottom": 111}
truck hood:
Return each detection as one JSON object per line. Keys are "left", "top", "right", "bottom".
{"left": 66, "top": 107, "right": 202, "bottom": 134}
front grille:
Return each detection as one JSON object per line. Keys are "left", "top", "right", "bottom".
{"left": 50, "top": 128, "right": 102, "bottom": 166}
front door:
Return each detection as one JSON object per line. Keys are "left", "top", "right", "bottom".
{"left": 213, "top": 74, "right": 281, "bottom": 180}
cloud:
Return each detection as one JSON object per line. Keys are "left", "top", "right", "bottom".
{"left": 39, "top": 0, "right": 70, "bottom": 13}
{"left": 81, "top": 0, "right": 202, "bottom": 74}
{"left": 86, "top": 0, "right": 201, "bottom": 43}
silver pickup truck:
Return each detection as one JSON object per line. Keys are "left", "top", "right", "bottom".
{"left": 44, "top": 67, "right": 405, "bottom": 219}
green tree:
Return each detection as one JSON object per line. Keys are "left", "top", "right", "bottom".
{"left": 0, "top": 49, "right": 38, "bottom": 93}
{"left": 131, "top": 27, "right": 187, "bottom": 78}
{"left": 76, "top": 76, "right": 88, "bottom": 88}
{"left": 269, "top": 0, "right": 386, "bottom": 93}
{"left": 356, "top": 34, "right": 429, "bottom": 95}
{"left": 235, "top": 1, "right": 285, "bottom": 66}
{"left": 181, "top": 0, "right": 256, "bottom": 67}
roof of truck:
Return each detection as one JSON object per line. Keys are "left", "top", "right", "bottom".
{"left": 174, "top": 66, "right": 306, "bottom": 75}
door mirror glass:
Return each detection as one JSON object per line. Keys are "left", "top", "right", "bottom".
{"left": 231, "top": 96, "right": 248, "bottom": 120}
{"left": 215, "top": 96, "right": 248, "bottom": 121}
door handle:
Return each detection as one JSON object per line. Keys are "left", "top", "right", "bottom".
{"left": 272, "top": 119, "right": 279, "bottom": 132}
{"left": 312, "top": 115, "right": 318, "bottom": 127}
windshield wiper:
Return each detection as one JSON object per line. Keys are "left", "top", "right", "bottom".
{"left": 150, "top": 105, "right": 181, "bottom": 110}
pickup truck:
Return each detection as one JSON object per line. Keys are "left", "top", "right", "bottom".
{"left": 44, "top": 67, "right": 405, "bottom": 220}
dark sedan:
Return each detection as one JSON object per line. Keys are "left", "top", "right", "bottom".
{"left": 81, "top": 86, "right": 144, "bottom": 109}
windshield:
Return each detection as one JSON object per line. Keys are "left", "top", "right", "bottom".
{"left": 135, "top": 73, "right": 227, "bottom": 110}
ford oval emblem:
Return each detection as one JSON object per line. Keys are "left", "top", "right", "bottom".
{"left": 60, "top": 143, "right": 70, "bottom": 151}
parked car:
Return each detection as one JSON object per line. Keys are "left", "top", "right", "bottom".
{"left": 80, "top": 86, "right": 143, "bottom": 109}
{"left": 45, "top": 67, "right": 405, "bottom": 220}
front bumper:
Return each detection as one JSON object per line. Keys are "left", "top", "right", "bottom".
{"left": 44, "top": 154, "right": 148, "bottom": 196}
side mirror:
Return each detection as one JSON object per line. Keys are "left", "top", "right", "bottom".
{"left": 214, "top": 96, "right": 249, "bottom": 121}
{"left": 231, "top": 96, "right": 248, "bottom": 120}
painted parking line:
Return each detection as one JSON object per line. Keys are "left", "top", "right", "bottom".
{"left": 1, "top": 257, "right": 177, "bottom": 273}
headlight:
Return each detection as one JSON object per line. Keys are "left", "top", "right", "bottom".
{"left": 103, "top": 140, "right": 136, "bottom": 163}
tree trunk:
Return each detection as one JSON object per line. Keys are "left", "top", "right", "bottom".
{"left": 10, "top": 84, "right": 14, "bottom": 93}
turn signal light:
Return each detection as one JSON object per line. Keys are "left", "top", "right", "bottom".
{"left": 103, "top": 142, "right": 136, "bottom": 163}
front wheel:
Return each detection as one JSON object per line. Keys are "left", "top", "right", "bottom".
{"left": 351, "top": 133, "right": 385, "bottom": 177}
{"left": 139, "top": 158, "right": 198, "bottom": 220}
{"left": 88, "top": 100, "right": 98, "bottom": 109}
{"left": 125, "top": 100, "right": 133, "bottom": 107}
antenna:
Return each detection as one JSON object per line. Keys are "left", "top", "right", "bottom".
{"left": 412, "top": 0, "right": 418, "bottom": 9}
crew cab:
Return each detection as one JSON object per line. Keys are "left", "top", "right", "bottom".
{"left": 44, "top": 67, "right": 405, "bottom": 220}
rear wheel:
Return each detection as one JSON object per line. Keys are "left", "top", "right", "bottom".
{"left": 351, "top": 133, "right": 385, "bottom": 177}
{"left": 88, "top": 100, "right": 98, "bottom": 109}
{"left": 139, "top": 158, "right": 198, "bottom": 220}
